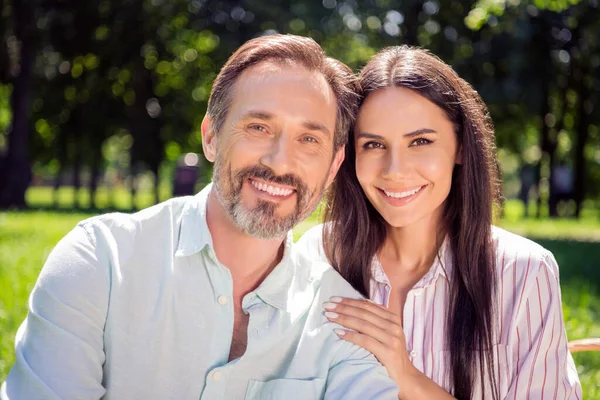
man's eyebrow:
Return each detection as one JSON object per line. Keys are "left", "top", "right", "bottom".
{"left": 302, "top": 121, "right": 331, "bottom": 138}
{"left": 240, "top": 110, "right": 274, "bottom": 121}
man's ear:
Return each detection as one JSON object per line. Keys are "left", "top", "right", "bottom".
{"left": 325, "top": 145, "right": 346, "bottom": 189}
{"left": 201, "top": 116, "right": 217, "bottom": 163}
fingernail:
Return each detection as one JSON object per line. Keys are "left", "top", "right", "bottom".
{"left": 324, "top": 311, "right": 339, "bottom": 319}
{"left": 323, "top": 302, "right": 337, "bottom": 310}
{"left": 330, "top": 297, "right": 342, "bottom": 303}
{"left": 334, "top": 329, "right": 346, "bottom": 336}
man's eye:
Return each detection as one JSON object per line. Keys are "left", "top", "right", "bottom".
{"left": 363, "top": 141, "right": 385, "bottom": 149}
{"left": 301, "top": 136, "right": 318, "bottom": 144}
{"left": 411, "top": 138, "right": 432, "bottom": 146}
{"left": 249, "top": 124, "right": 267, "bottom": 132}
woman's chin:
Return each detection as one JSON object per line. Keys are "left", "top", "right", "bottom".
{"left": 379, "top": 213, "right": 416, "bottom": 229}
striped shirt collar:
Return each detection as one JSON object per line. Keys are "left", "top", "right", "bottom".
{"left": 370, "top": 236, "right": 453, "bottom": 290}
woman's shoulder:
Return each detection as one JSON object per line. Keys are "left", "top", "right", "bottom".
{"left": 295, "top": 223, "right": 329, "bottom": 263}
{"left": 491, "top": 225, "right": 559, "bottom": 280}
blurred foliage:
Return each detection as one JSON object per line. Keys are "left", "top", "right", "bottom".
{"left": 0, "top": 0, "right": 599, "bottom": 215}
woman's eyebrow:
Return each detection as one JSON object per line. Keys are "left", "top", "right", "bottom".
{"left": 404, "top": 128, "right": 437, "bottom": 137}
{"left": 356, "top": 129, "right": 437, "bottom": 140}
{"left": 356, "top": 132, "right": 385, "bottom": 140}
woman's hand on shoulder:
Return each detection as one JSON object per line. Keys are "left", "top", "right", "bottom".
{"left": 323, "top": 297, "right": 455, "bottom": 399}
{"left": 323, "top": 297, "right": 412, "bottom": 385}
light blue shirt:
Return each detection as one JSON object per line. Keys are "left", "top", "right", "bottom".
{"left": 2, "top": 184, "right": 398, "bottom": 399}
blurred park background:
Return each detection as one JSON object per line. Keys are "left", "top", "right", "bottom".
{"left": 1, "top": 0, "right": 600, "bottom": 396}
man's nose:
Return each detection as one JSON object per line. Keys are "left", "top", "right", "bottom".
{"left": 260, "top": 134, "right": 296, "bottom": 175}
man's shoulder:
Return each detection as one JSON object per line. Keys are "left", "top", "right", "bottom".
{"left": 296, "top": 223, "right": 329, "bottom": 263}
{"left": 77, "top": 196, "right": 192, "bottom": 241}
{"left": 295, "top": 247, "right": 364, "bottom": 302}
{"left": 317, "top": 265, "right": 365, "bottom": 300}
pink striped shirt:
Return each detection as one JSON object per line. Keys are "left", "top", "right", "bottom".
{"left": 297, "top": 225, "right": 582, "bottom": 399}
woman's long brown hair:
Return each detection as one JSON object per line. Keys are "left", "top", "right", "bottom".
{"left": 323, "top": 46, "right": 502, "bottom": 399}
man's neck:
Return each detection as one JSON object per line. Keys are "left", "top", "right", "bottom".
{"left": 206, "top": 189, "right": 286, "bottom": 296}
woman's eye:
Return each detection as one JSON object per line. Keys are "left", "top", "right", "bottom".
{"left": 411, "top": 137, "right": 432, "bottom": 146}
{"left": 363, "top": 141, "right": 385, "bottom": 149}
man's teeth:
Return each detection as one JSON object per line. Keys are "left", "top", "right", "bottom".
{"left": 250, "top": 180, "right": 294, "bottom": 197}
{"left": 383, "top": 186, "right": 424, "bottom": 199}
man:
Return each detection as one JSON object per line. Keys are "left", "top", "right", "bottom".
{"left": 2, "top": 35, "right": 398, "bottom": 399}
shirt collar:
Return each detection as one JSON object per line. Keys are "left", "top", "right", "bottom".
{"left": 174, "top": 183, "right": 314, "bottom": 315}
{"left": 253, "top": 234, "right": 315, "bottom": 316}
{"left": 174, "top": 183, "right": 213, "bottom": 258}
{"left": 371, "top": 236, "right": 453, "bottom": 289}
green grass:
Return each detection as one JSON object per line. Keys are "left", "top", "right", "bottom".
{"left": 0, "top": 211, "right": 96, "bottom": 378}
{"left": 26, "top": 185, "right": 173, "bottom": 211}
{"left": 1, "top": 192, "right": 599, "bottom": 396}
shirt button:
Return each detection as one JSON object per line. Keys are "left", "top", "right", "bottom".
{"left": 410, "top": 350, "right": 418, "bottom": 359}
{"left": 217, "top": 296, "right": 228, "bottom": 305}
{"left": 413, "top": 289, "right": 422, "bottom": 296}
{"left": 212, "top": 370, "right": 223, "bottom": 381}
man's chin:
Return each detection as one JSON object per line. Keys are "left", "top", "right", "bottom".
{"left": 240, "top": 221, "right": 292, "bottom": 240}
{"left": 230, "top": 207, "right": 297, "bottom": 240}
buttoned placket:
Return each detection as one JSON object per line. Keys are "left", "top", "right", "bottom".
{"left": 199, "top": 247, "right": 281, "bottom": 399}
{"left": 200, "top": 248, "right": 235, "bottom": 400}
{"left": 373, "top": 252, "right": 448, "bottom": 372}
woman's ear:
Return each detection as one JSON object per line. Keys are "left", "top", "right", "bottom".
{"left": 201, "top": 116, "right": 217, "bottom": 162}
{"left": 455, "top": 145, "right": 462, "bottom": 165}
{"left": 325, "top": 146, "right": 346, "bottom": 189}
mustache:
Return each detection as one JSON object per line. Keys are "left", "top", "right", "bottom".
{"left": 234, "top": 165, "right": 307, "bottom": 192}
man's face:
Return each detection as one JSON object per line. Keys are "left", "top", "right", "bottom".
{"left": 204, "top": 61, "right": 344, "bottom": 240}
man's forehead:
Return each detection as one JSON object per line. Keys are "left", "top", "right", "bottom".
{"left": 234, "top": 60, "right": 334, "bottom": 100}
{"left": 225, "top": 60, "right": 338, "bottom": 130}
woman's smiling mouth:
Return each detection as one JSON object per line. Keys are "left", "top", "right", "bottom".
{"left": 376, "top": 184, "right": 427, "bottom": 205}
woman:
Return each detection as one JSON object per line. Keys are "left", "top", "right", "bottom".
{"left": 298, "top": 46, "right": 582, "bottom": 399}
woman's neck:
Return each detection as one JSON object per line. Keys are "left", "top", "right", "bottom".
{"left": 379, "top": 208, "right": 445, "bottom": 289}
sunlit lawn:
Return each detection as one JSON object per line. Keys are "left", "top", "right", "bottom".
{"left": 1, "top": 187, "right": 599, "bottom": 396}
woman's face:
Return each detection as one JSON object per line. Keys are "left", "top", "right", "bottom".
{"left": 354, "top": 86, "right": 460, "bottom": 229}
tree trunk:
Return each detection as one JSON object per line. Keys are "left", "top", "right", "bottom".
{"left": 0, "top": 1, "right": 34, "bottom": 208}
{"left": 70, "top": 108, "right": 84, "bottom": 210}
{"left": 0, "top": 0, "right": 10, "bottom": 83}
{"left": 403, "top": 0, "right": 421, "bottom": 46}
{"left": 72, "top": 142, "right": 82, "bottom": 210}
{"left": 0, "top": 54, "right": 33, "bottom": 208}
{"left": 573, "top": 73, "right": 589, "bottom": 218}
{"left": 151, "top": 163, "right": 160, "bottom": 205}
{"left": 536, "top": 87, "right": 551, "bottom": 219}
{"left": 89, "top": 150, "right": 100, "bottom": 210}
{"left": 53, "top": 129, "right": 69, "bottom": 208}
{"left": 130, "top": 154, "right": 137, "bottom": 210}
{"left": 533, "top": 14, "right": 554, "bottom": 219}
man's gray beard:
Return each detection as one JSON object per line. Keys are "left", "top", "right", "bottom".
{"left": 212, "top": 156, "right": 326, "bottom": 240}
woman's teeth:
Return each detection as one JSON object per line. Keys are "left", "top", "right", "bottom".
{"left": 383, "top": 185, "right": 424, "bottom": 199}
{"left": 250, "top": 180, "right": 294, "bottom": 197}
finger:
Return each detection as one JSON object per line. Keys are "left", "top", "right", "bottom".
{"left": 330, "top": 297, "right": 398, "bottom": 323}
{"left": 325, "top": 299, "right": 401, "bottom": 328}
{"left": 334, "top": 329, "right": 389, "bottom": 362}
{"left": 325, "top": 311, "right": 404, "bottom": 348}
{"left": 324, "top": 301, "right": 393, "bottom": 332}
